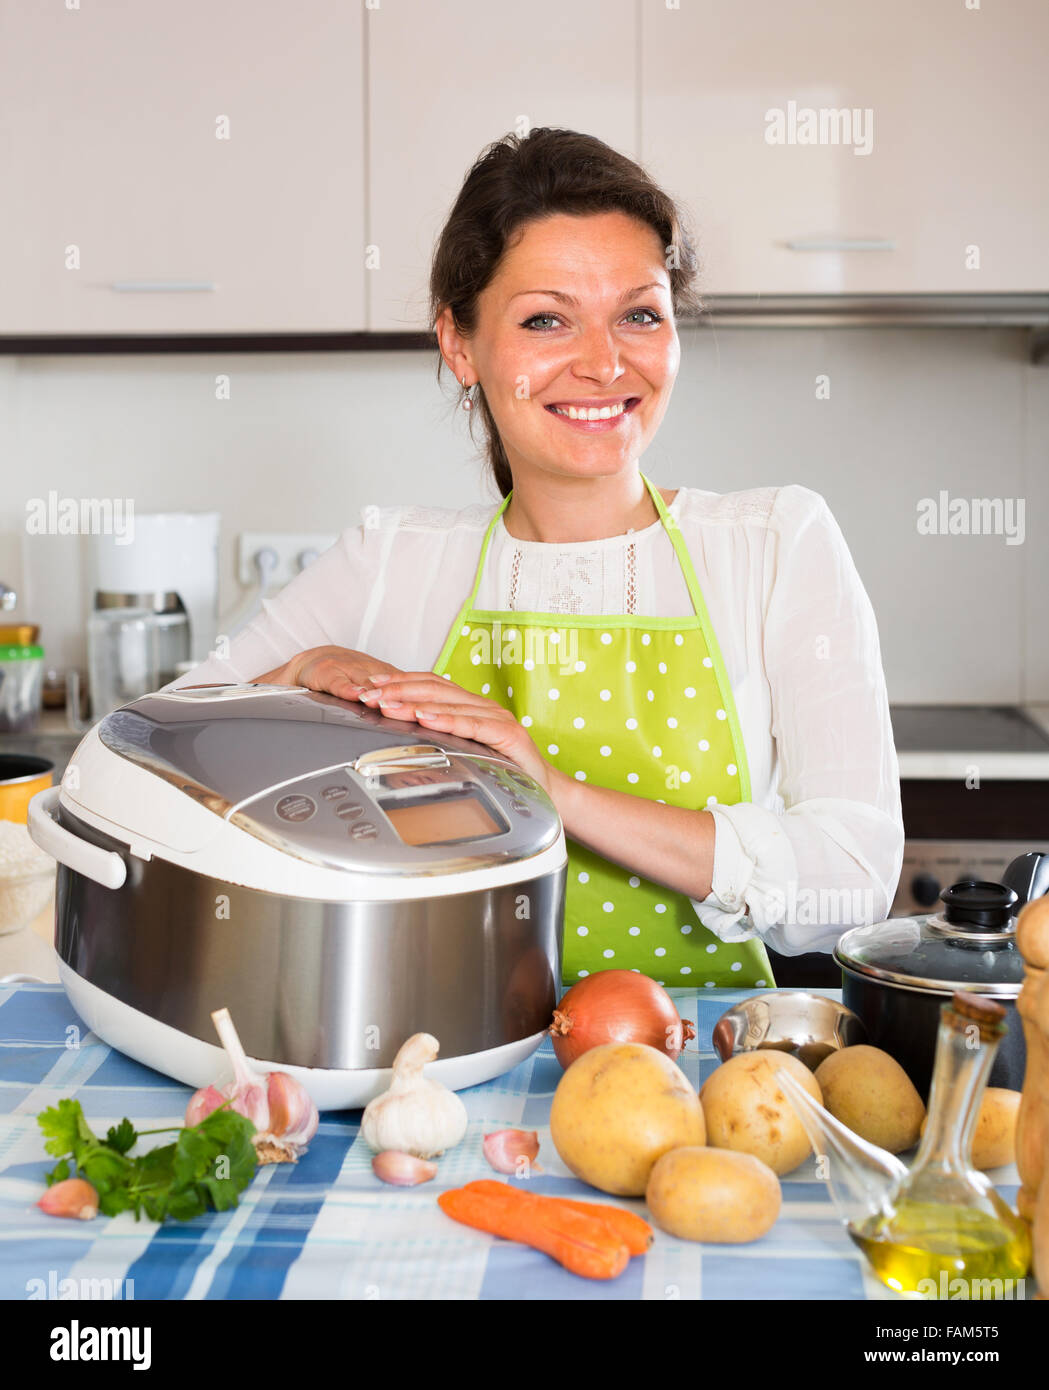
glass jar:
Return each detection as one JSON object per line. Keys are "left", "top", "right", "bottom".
{"left": 87, "top": 605, "right": 189, "bottom": 719}
{"left": 0, "top": 643, "right": 45, "bottom": 733}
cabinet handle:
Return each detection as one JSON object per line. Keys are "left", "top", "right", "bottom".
{"left": 783, "top": 238, "right": 896, "bottom": 252}
{"left": 110, "top": 281, "right": 217, "bottom": 292}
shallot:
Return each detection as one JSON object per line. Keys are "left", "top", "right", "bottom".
{"left": 549, "top": 971, "right": 696, "bottom": 1069}
{"left": 184, "top": 1008, "right": 319, "bottom": 1165}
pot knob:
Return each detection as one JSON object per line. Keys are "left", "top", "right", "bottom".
{"left": 940, "top": 880, "right": 1018, "bottom": 932}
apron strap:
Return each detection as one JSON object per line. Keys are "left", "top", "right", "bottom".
{"left": 432, "top": 491, "right": 511, "bottom": 674}
{"left": 640, "top": 472, "right": 705, "bottom": 620}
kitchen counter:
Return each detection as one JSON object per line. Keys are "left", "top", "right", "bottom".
{"left": 0, "top": 984, "right": 1027, "bottom": 1301}
{"left": 895, "top": 702, "right": 1049, "bottom": 780}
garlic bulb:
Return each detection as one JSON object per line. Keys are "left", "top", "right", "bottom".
{"left": 185, "top": 1008, "right": 319, "bottom": 1165}
{"left": 361, "top": 1033, "right": 468, "bottom": 1159}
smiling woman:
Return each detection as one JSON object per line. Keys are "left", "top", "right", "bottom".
{"left": 429, "top": 128, "right": 701, "bottom": 526}
{"left": 172, "top": 127, "right": 904, "bottom": 989}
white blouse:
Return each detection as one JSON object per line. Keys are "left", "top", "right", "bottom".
{"left": 169, "top": 484, "right": 905, "bottom": 959}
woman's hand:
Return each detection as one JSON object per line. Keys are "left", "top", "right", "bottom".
{"left": 267, "top": 646, "right": 405, "bottom": 701}
{"left": 363, "top": 671, "right": 556, "bottom": 796}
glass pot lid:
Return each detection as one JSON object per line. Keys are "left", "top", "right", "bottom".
{"left": 835, "top": 881, "right": 1024, "bottom": 996}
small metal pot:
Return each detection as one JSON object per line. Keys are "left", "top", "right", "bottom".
{"left": 836, "top": 880, "right": 1027, "bottom": 1099}
{"left": 712, "top": 991, "right": 867, "bottom": 1070}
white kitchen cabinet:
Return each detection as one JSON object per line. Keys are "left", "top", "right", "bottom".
{"left": 640, "top": 0, "right": 1049, "bottom": 296}
{"left": 366, "top": 0, "right": 637, "bottom": 332}
{"left": 0, "top": 0, "right": 365, "bottom": 335}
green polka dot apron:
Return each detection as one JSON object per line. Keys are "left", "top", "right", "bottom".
{"left": 432, "top": 473, "right": 774, "bottom": 989}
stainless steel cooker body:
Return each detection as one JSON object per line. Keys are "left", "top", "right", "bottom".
{"left": 55, "top": 802, "right": 564, "bottom": 1069}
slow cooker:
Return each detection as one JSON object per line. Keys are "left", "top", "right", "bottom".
{"left": 28, "top": 683, "right": 567, "bottom": 1107}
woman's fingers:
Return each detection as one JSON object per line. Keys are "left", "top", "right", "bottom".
{"left": 411, "top": 703, "right": 518, "bottom": 745}
{"left": 411, "top": 703, "right": 552, "bottom": 792}
{"left": 294, "top": 649, "right": 404, "bottom": 700}
{"left": 362, "top": 673, "right": 489, "bottom": 710}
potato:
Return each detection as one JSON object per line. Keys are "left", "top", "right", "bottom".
{"left": 646, "top": 1146, "right": 781, "bottom": 1244}
{"left": 550, "top": 1042, "right": 705, "bottom": 1196}
{"left": 919, "top": 1087, "right": 1021, "bottom": 1170}
{"left": 972, "top": 1088, "right": 1022, "bottom": 1169}
{"left": 700, "top": 1051, "right": 822, "bottom": 1175}
{"left": 814, "top": 1045, "right": 924, "bottom": 1154}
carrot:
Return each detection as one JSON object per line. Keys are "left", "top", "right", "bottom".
{"left": 461, "top": 1180, "right": 653, "bottom": 1255}
{"left": 437, "top": 1184, "right": 630, "bottom": 1280}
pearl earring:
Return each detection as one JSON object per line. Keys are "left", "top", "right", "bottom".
{"left": 461, "top": 375, "right": 474, "bottom": 412}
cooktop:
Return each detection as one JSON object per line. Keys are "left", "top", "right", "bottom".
{"left": 890, "top": 705, "right": 1049, "bottom": 755}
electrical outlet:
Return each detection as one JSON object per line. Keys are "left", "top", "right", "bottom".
{"left": 237, "top": 532, "right": 339, "bottom": 589}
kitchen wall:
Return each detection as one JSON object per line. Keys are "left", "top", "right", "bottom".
{"left": 1, "top": 322, "right": 1046, "bottom": 705}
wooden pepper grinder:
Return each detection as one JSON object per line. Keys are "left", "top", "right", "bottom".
{"left": 1015, "top": 896, "right": 1049, "bottom": 1296}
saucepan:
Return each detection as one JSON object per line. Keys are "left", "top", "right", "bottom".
{"left": 834, "top": 855, "right": 1049, "bottom": 1097}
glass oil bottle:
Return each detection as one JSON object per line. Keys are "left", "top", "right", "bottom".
{"left": 847, "top": 992, "right": 1030, "bottom": 1297}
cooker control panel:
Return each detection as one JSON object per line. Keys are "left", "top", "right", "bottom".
{"left": 226, "top": 754, "right": 559, "bottom": 876}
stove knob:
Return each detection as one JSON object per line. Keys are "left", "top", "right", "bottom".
{"left": 911, "top": 872, "right": 942, "bottom": 909}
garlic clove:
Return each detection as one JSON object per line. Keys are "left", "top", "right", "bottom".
{"left": 184, "top": 1083, "right": 228, "bottom": 1128}
{"left": 482, "top": 1129, "right": 542, "bottom": 1176}
{"left": 372, "top": 1151, "right": 438, "bottom": 1186}
{"left": 265, "top": 1070, "right": 319, "bottom": 1148}
{"left": 38, "top": 1177, "right": 99, "bottom": 1220}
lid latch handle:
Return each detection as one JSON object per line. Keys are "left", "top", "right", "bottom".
{"left": 351, "top": 744, "right": 451, "bottom": 779}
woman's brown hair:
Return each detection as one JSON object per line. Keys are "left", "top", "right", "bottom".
{"left": 429, "top": 127, "right": 702, "bottom": 499}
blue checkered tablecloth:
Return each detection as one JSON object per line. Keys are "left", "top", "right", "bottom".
{"left": 0, "top": 983, "right": 1022, "bottom": 1301}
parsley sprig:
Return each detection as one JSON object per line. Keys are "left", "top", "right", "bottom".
{"left": 38, "top": 1097, "right": 258, "bottom": 1222}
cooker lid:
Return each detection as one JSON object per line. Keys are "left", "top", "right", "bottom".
{"left": 92, "top": 684, "right": 562, "bottom": 875}
{"left": 835, "top": 880, "right": 1025, "bottom": 995}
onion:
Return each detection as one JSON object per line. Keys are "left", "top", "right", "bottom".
{"left": 548, "top": 970, "right": 696, "bottom": 1069}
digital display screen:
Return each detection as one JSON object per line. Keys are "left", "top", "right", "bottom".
{"left": 381, "top": 791, "right": 504, "bottom": 846}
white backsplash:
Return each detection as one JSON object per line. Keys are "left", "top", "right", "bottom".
{"left": 1, "top": 324, "right": 1046, "bottom": 704}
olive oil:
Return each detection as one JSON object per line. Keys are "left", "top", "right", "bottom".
{"left": 849, "top": 1193, "right": 1031, "bottom": 1297}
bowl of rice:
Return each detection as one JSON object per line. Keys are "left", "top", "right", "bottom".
{"left": 0, "top": 817, "right": 56, "bottom": 935}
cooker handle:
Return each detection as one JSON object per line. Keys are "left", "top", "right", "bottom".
{"left": 27, "top": 787, "right": 128, "bottom": 891}
{"left": 352, "top": 744, "right": 451, "bottom": 777}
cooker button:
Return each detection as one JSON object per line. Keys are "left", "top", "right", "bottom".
{"left": 321, "top": 785, "right": 349, "bottom": 801}
{"left": 509, "top": 772, "right": 532, "bottom": 789}
{"left": 350, "top": 821, "right": 378, "bottom": 839}
{"left": 509, "top": 797, "right": 531, "bottom": 816}
{"left": 335, "top": 802, "right": 365, "bottom": 820}
{"left": 275, "top": 794, "right": 316, "bottom": 822}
